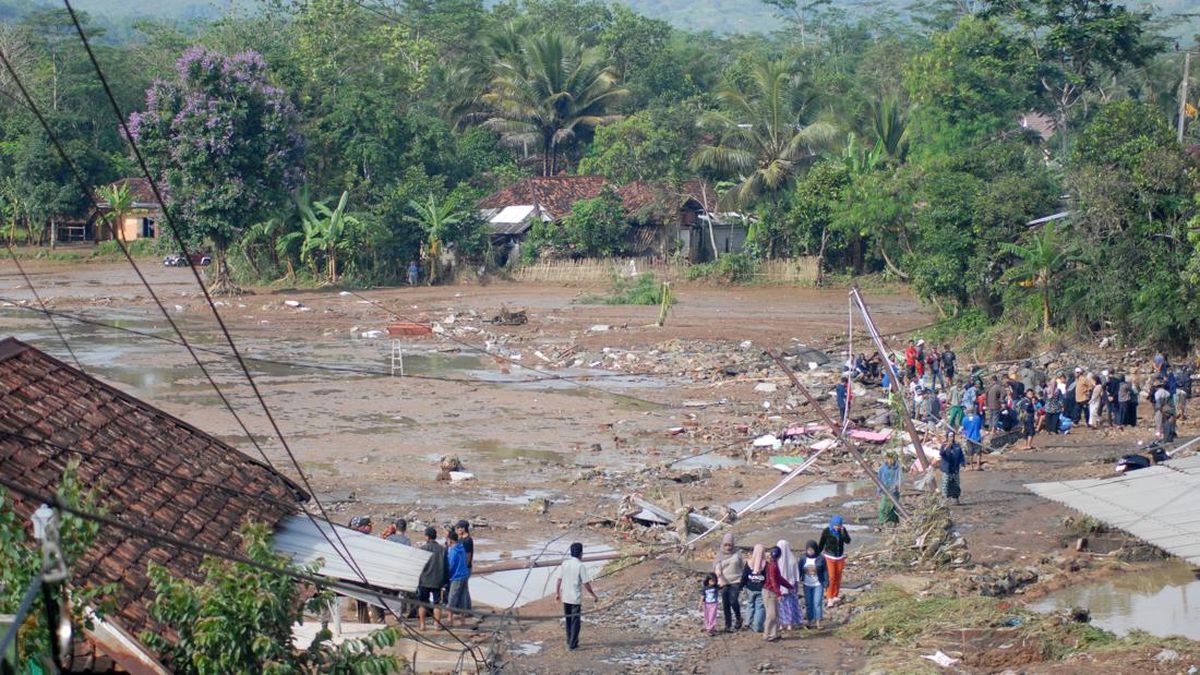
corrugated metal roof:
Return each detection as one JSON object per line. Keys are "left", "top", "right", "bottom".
{"left": 490, "top": 204, "right": 537, "bottom": 224}
{"left": 271, "top": 515, "right": 430, "bottom": 592}
{"left": 1025, "top": 455, "right": 1200, "bottom": 566}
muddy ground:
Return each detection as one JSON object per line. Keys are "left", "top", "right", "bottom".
{"left": 2, "top": 259, "right": 1199, "bottom": 674}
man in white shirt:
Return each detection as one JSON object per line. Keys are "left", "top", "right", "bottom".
{"left": 555, "top": 542, "right": 599, "bottom": 651}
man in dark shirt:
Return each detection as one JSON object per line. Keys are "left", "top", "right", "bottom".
{"left": 417, "top": 526, "right": 447, "bottom": 630}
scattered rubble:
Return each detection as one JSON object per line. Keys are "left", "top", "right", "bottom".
{"left": 884, "top": 494, "right": 971, "bottom": 568}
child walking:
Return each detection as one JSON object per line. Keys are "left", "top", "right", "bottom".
{"left": 702, "top": 573, "right": 720, "bottom": 636}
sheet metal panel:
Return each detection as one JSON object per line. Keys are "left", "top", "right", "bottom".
{"left": 272, "top": 515, "right": 430, "bottom": 592}
{"left": 1026, "top": 456, "right": 1200, "bottom": 566}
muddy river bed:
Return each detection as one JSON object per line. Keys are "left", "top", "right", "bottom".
{"left": 5, "top": 260, "right": 1200, "bottom": 672}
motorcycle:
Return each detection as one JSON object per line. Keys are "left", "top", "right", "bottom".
{"left": 1114, "top": 441, "right": 1169, "bottom": 474}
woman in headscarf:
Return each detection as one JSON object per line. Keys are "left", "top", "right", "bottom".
{"left": 774, "top": 539, "right": 802, "bottom": 629}
{"left": 761, "top": 546, "right": 793, "bottom": 642}
{"left": 713, "top": 533, "right": 745, "bottom": 632}
{"left": 877, "top": 453, "right": 902, "bottom": 526}
{"left": 816, "top": 515, "right": 851, "bottom": 607}
{"left": 739, "top": 544, "right": 767, "bottom": 632}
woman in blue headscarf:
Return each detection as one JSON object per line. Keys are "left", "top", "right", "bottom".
{"left": 817, "top": 514, "right": 851, "bottom": 606}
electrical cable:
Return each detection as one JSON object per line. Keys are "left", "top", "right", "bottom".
{"left": 0, "top": 298, "right": 654, "bottom": 387}
{"left": 10, "top": 22, "right": 475, "bottom": 663}
{"left": 342, "top": 289, "right": 669, "bottom": 408}
{"left": 0, "top": 37, "right": 377, "bottom": 614}
{"left": 3, "top": 245, "right": 83, "bottom": 371}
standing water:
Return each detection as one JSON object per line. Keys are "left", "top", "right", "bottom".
{"left": 1029, "top": 561, "right": 1200, "bottom": 640}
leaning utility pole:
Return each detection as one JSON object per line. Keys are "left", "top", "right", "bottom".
{"left": 767, "top": 350, "right": 910, "bottom": 519}
{"left": 1179, "top": 51, "right": 1192, "bottom": 144}
{"left": 849, "top": 286, "right": 930, "bottom": 475}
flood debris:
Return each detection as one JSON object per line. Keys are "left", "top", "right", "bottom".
{"left": 491, "top": 305, "right": 527, "bottom": 326}
{"left": 437, "top": 455, "right": 467, "bottom": 481}
{"left": 885, "top": 494, "right": 971, "bottom": 568}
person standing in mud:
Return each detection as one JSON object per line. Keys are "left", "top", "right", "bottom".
{"left": 800, "top": 541, "right": 828, "bottom": 630}
{"left": 961, "top": 405, "right": 984, "bottom": 469}
{"left": 556, "top": 542, "right": 598, "bottom": 651}
{"left": 877, "top": 453, "right": 902, "bottom": 526}
{"left": 938, "top": 431, "right": 966, "bottom": 505}
{"left": 816, "top": 515, "right": 851, "bottom": 607}
{"left": 1017, "top": 389, "right": 1038, "bottom": 450}
{"left": 761, "top": 546, "right": 793, "bottom": 642}
{"left": 714, "top": 533, "right": 745, "bottom": 632}
{"left": 456, "top": 520, "right": 474, "bottom": 610}
{"left": 740, "top": 545, "right": 767, "bottom": 632}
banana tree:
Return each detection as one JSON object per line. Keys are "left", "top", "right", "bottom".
{"left": 406, "top": 194, "right": 466, "bottom": 285}
{"left": 299, "top": 190, "right": 359, "bottom": 284}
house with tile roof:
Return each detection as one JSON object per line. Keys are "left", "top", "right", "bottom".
{"left": 0, "top": 338, "right": 428, "bottom": 672}
{"left": 478, "top": 176, "right": 746, "bottom": 263}
{"left": 55, "top": 178, "right": 164, "bottom": 244}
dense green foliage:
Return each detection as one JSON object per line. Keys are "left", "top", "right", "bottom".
{"left": 1, "top": 0, "right": 1199, "bottom": 345}
{"left": 0, "top": 464, "right": 116, "bottom": 670}
{"left": 143, "top": 522, "right": 400, "bottom": 675}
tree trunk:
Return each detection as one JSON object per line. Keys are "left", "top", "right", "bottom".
{"left": 877, "top": 243, "right": 909, "bottom": 280}
{"left": 208, "top": 244, "right": 240, "bottom": 296}
{"left": 1041, "top": 278, "right": 1051, "bottom": 334}
{"left": 815, "top": 226, "right": 830, "bottom": 285}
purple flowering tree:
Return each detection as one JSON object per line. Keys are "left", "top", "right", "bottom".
{"left": 130, "top": 47, "right": 303, "bottom": 294}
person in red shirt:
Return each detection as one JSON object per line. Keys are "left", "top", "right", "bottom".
{"left": 904, "top": 340, "right": 918, "bottom": 381}
{"left": 762, "top": 546, "right": 795, "bottom": 642}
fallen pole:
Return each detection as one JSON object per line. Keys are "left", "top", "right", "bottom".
{"left": 850, "top": 286, "right": 929, "bottom": 474}
{"left": 473, "top": 550, "right": 635, "bottom": 575}
{"left": 767, "top": 349, "right": 909, "bottom": 520}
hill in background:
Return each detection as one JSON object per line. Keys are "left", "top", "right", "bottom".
{"left": 10, "top": 0, "right": 1200, "bottom": 37}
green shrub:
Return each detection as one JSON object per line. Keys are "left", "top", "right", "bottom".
{"left": 580, "top": 273, "right": 676, "bottom": 305}
{"left": 686, "top": 253, "right": 756, "bottom": 283}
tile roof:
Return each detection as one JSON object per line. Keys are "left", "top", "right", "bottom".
{"left": 478, "top": 176, "right": 712, "bottom": 224}
{"left": 99, "top": 177, "right": 160, "bottom": 208}
{"left": 477, "top": 176, "right": 608, "bottom": 220}
{"left": 0, "top": 338, "right": 307, "bottom": 669}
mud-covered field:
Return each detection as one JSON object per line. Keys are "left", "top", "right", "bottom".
{"left": 2, "top": 259, "right": 1198, "bottom": 673}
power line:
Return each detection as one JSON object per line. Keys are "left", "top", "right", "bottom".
{"left": 0, "top": 34, "right": 378, "bottom": 619}
{"left": 342, "top": 289, "right": 669, "bottom": 408}
{"left": 3, "top": 245, "right": 82, "bottom": 371}
{"left": 1, "top": 21, "right": 467, "bottom": 663}
{"left": 0, "top": 298, "right": 654, "bottom": 387}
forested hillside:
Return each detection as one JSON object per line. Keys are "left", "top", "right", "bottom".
{"left": 23, "top": 0, "right": 1200, "bottom": 35}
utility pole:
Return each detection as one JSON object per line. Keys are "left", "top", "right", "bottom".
{"left": 1179, "top": 51, "right": 1192, "bottom": 145}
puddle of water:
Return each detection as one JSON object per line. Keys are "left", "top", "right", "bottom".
{"left": 462, "top": 438, "right": 567, "bottom": 464}
{"left": 672, "top": 454, "right": 745, "bottom": 470}
{"left": 1029, "top": 561, "right": 1200, "bottom": 640}
{"left": 511, "top": 642, "right": 542, "bottom": 656}
{"left": 730, "top": 480, "right": 870, "bottom": 513}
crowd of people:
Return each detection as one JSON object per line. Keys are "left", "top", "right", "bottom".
{"left": 347, "top": 516, "right": 476, "bottom": 629}
{"left": 704, "top": 519, "right": 853, "bottom": 642}
{"left": 851, "top": 341, "right": 1195, "bottom": 510}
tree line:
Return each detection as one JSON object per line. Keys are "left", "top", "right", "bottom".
{"left": 0, "top": 0, "right": 1198, "bottom": 345}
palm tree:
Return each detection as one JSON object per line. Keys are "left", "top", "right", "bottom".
{"left": 96, "top": 182, "right": 133, "bottom": 241}
{"left": 485, "top": 32, "right": 629, "bottom": 176}
{"left": 868, "top": 95, "right": 911, "bottom": 164}
{"left": 406, "top": 194, "right": 467, "bottom": 284}
{"left": 691, "top": 58, "right": 837, "bottom": 210}
{"left": 999, "top": 221, "right": 1074, "bottom": 334}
